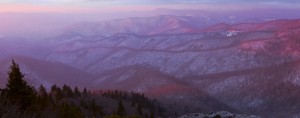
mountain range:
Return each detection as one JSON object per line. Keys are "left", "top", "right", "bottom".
{"left": 1, "top": 15, "right": 300, "bottom": 117}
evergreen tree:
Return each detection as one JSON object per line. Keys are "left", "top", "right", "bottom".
{"left": 83, "top": 88, "right": 87, "bottom": 93}
{"left": 38, "top": 85, "right": 47, "bottom": 98}
{"left": 117, "top": 100, "right": 125, "bottom": 116}
{"left": 59, "top": 103, "right": 84, "bottom": 118}
{"left": 54, "top": 87, "right": 63, "bottom": 101}
{"left": 51, "top": 84, "right": 58, "bottom": 92}
{"left": 74, "top": 86, "right": 81, "bottom": 97}
{"left": 38, "top": 85, "right": 48, "bottom": 108}
{"left": 50, "top": 84, "right": 64, "bottom": 102}
{"left": 83, "top": 87, "right": 88, "bottom": 97}
{"left": 4, "top": 60, "right": 36, "bottom": 110}
{"left": 62, "top": 84, "right": 74, "bottom": 97}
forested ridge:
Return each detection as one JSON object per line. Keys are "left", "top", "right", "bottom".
{"left": 0, "top": 60, "right": 166, "bottom": 118}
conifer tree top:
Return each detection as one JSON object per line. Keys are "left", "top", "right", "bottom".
{"left": 5, "top": 59, "right": 36, "bottom": 110}
{"left": 7, "top": 59, "right": 27, "bottom": 92}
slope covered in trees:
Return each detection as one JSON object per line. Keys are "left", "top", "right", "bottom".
{"left": 0, "top": 60, "right": 165, "bottom": 118}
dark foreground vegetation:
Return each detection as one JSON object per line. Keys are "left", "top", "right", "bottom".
{"left": 0, "top": 60, "right": 165, "bottom": 118}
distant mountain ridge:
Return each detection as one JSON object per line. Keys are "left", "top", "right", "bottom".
{"left": 1, "top": 15, "right": 300, "bottom": 117}
{"left": 0, "top": 56, "right": 95, "bottom": 89}
{"left": 63, "top": 15, "right": 219, "bottom": 37}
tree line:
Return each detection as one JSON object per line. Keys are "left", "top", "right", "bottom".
{"left": 0, "top": 60, "right": 165, "bottom": 118}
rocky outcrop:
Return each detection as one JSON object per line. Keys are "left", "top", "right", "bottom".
{"left": 179, "top": 111, "right": 261, "bottom": 118}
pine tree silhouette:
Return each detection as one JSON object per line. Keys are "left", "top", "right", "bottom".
{"left": 38, "top": 85, "right": 48, "bottom": 109}
{"left": 117, "top": 100, "right": 125, "bottom": 116}
{"left": 4, "top": 60, "right": 36, "bottom": 110}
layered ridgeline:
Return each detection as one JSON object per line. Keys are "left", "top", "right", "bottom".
{"left": 0, "top": 15, "right": 300, "bottom": 117}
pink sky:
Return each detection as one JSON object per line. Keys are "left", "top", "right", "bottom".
{"left": 0, "top": 4, "right": 266, "bottom": 13}
{"left": 0, "top": 0, "right": 299, "bottom": 13}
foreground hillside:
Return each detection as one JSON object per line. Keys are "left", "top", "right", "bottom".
{"left": 0, "top": 61, "right": 165, "bottom": 118}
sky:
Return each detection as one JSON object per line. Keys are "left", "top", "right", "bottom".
{"left": 0, "top": 0, "right": 300, "bottom": 13}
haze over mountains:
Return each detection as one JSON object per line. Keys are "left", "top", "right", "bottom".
{"left": 1, "top": 10, "right": 300, "bottom": 117}
{"left": 1, "top": 8, "right": 300, "bottom": 39}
